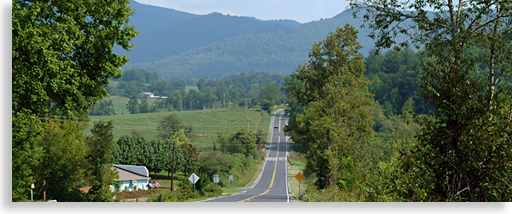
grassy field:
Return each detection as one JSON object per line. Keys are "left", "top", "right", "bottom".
{"left": 86, "top": 106, "right": 273, "bottom": 149}
{"left": 184, "top": 85, "right": 199, "bottom": 93}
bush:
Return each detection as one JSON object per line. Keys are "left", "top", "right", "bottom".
{"left": 202, "top": 183, "right": 222, "bottom": 195}
{"left": 146, "top": 189, "right": 200, "bottom": 202}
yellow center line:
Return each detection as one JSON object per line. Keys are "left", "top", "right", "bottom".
{"left": 238, "top": 132, "right": 281, "bottom": 202}
{"left": 279, "top": 116, "right": 281, "bottom": 132}
{"left": 269, "top": 135, "right": 280, "bottom": 188}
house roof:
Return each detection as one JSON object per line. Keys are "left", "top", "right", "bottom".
{"left": 113, "top": 165, "right": 150, "bottom": 181}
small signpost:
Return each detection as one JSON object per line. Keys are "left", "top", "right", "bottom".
{"left": 295, "top": 172, "right": 304, "bottom": 194}
{"left": 29, "top": 183, "right": 34, "bottom": 201}
{"left": 213, "top": 174, "right": 219, "bottom": 184}
{"left": 227, "top": 173, "right": 232, "bottom": 188}
{"left": 188, "top": 173, "right": 200, "bottom": 192}
{"left": 43, "top": 180, "right": 48, "bottom": 202}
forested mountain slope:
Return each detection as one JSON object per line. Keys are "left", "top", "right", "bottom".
{"left": 123, "top": 9, "right": 411, "bottom": 79}
{"left": 115, "top": 1, "right": 300, "bottom": 63}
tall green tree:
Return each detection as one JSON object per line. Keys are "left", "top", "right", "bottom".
{"left": 112, "top": 136, "right": 142, "bottom": 166}
{"left": 259, "top": 83, "right": 280, "bottom": 105}
{"left": 351, "top": 0, "right": 512, "bottom": 201}
{"left": 127, "top": 95, "right": 140, "bottom": 114}
{"left": 284, "top": 24, "right": 374, "bottom": 189}
{"left": 12, "top": 0, "right": 138, "bottom": 201}
{"left": 12, "top": 111, "right": 43, "bottom": 201}
{"left": 89, "top": 99, "right": 116, "bottom": 116}
{"left": 157, "top": 114, "right": 194, "bottom": 141}
{"left": 180, "top": 142, "right": 200, "bottom": 176}
{"left": 144, "top": 140, "right": 163, "bottom": 178}
{"left": 162, "top": 130, "right": 190, "bottom": 179}
{"left": 12, "top": 0, "right": 138, "bottom": 117}
{"left": 260, "top": 99, "right": 272, "bottom": 114}
{"left": 85, "top": 120, "right": 118, "bottom": 202}
{"left": 35, "top": 120, "right": 88, "bottom": 201}
{"left": 219, "top": 129, "right": 258, "bottom": 157}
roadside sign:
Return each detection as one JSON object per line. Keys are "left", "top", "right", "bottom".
{"left": 189, "top": 173, "right": 199, "bottom": 184}
{"left": 213, "top": 174, "right": 219, "bottom": 183}
{"left": 227, "top": 172, "right": 231, "bottom": 175}
{"left": 295, "top": 172, "right": 304, "bottom": 182}
{"left": 296, "top": 172, "right": 304, "bottom": 195}
{"left": 189, "top": 173, "right": 200, "bottom": 192}
{"left": 229, "top": 175, "right": 233, "bottom": 181}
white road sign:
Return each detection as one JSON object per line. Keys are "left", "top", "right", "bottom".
{"left": 229, "top": 175, "right": 233, "bottom": 181}
{"left": 188, "top": 173, "right": 200, "bottom": 184}
{"left": 213, "top": 174, "right": 219, "bottom": 183}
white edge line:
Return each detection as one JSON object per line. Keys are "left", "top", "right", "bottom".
{"left": 199, "top": 110, "right": 278, "bottom": 202}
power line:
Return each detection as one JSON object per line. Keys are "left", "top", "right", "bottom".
{"left": 113, "top": 151, "right": 242, "bottom": 158}
{"left": 38, "top": 117, "right": 283, "bottom": 139}
{"left": 37, "top": 114, "right": 281, "bottom": 129}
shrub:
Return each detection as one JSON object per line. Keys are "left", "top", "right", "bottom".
{"left": 203, "top": 183, "right": 222, "bottom": 195}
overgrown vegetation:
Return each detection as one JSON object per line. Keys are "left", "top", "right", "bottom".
{"left": 285, "top": 0, "right": 512, "bottom": 202}
{"left": 12, "top": 0, "right": 137, "bottom": 201}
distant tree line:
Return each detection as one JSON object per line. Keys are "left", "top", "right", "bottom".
{"left": 100, "top": 69, "right": 287, "bottom": 115}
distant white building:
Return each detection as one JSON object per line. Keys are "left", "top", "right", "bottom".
{"left": 140, "top": 92, "right": 154, "bottom": 99}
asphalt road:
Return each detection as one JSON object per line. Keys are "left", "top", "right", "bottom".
{"left": 204, "top": 109, "right": 289, "bottom": 202}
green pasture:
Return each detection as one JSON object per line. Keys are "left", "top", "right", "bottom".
{"left": 86, "top": 107, "right": 272, "bottom": 150}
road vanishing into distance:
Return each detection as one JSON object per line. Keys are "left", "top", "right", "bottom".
{"left": 204, "top": 109, "right": 289, "bottom": 202}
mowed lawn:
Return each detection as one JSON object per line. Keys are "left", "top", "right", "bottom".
{"left": 86, "top": 107, "right": 272, "bottom": 149}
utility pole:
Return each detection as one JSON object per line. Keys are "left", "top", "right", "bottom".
{"left": 171, "top": 141, "right": 176, "bottom": 191}
{"left": 246, "top": 98, "right": 249, "bottom": 131}
{"left": 203, "top": 106, "right": 206, "bottom": 136}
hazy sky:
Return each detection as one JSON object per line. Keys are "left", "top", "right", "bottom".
{"left": 135, "top": 0, "right": 351, "bottom": 23}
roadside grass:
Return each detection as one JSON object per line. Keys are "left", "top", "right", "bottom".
{"left": 287, "top": 140, "right": 312, "bottom": 201}
{"left": 287, "top": 150, "right": 310, "bottom": 201}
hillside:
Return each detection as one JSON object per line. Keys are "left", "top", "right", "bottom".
{"left": 123, "top": 9, "right": 411, "bottom": 79}
{"left": 115, "top": 1, "right": 301, "bottom": 63}
{"left": 121, "top": 12, "right": 296, "bottom": 63}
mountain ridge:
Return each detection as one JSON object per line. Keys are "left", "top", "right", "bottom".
{"left": 122, "top": 8, "right": 411, "bottom": 80}
{"left": 116, "top": 1, "right": 303, "bottom": 63}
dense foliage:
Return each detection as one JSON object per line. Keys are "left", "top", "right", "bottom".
{"left": 364, "top": 48, "right": 436, "bottom": 116}
{"left": 349, "top": 0, "right": 512, "bottom": 202}
{"left": 12, "top": 0, "right": 137, "bottom": 201}
{"left": 89, "top": 100, "right": 116, "bottom": 116}
{"left": 284, "top": 24, "right": 375, "bottom": 189}
{"left": 27, "top": 120, "right": 119, "bottom": 202}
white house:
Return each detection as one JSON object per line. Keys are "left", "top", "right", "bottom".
{"left": 110, "top": 165, "right": 151, "bottom": 192}
{"left": 140, "top": 92, "right": 155, "bottom": 99}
